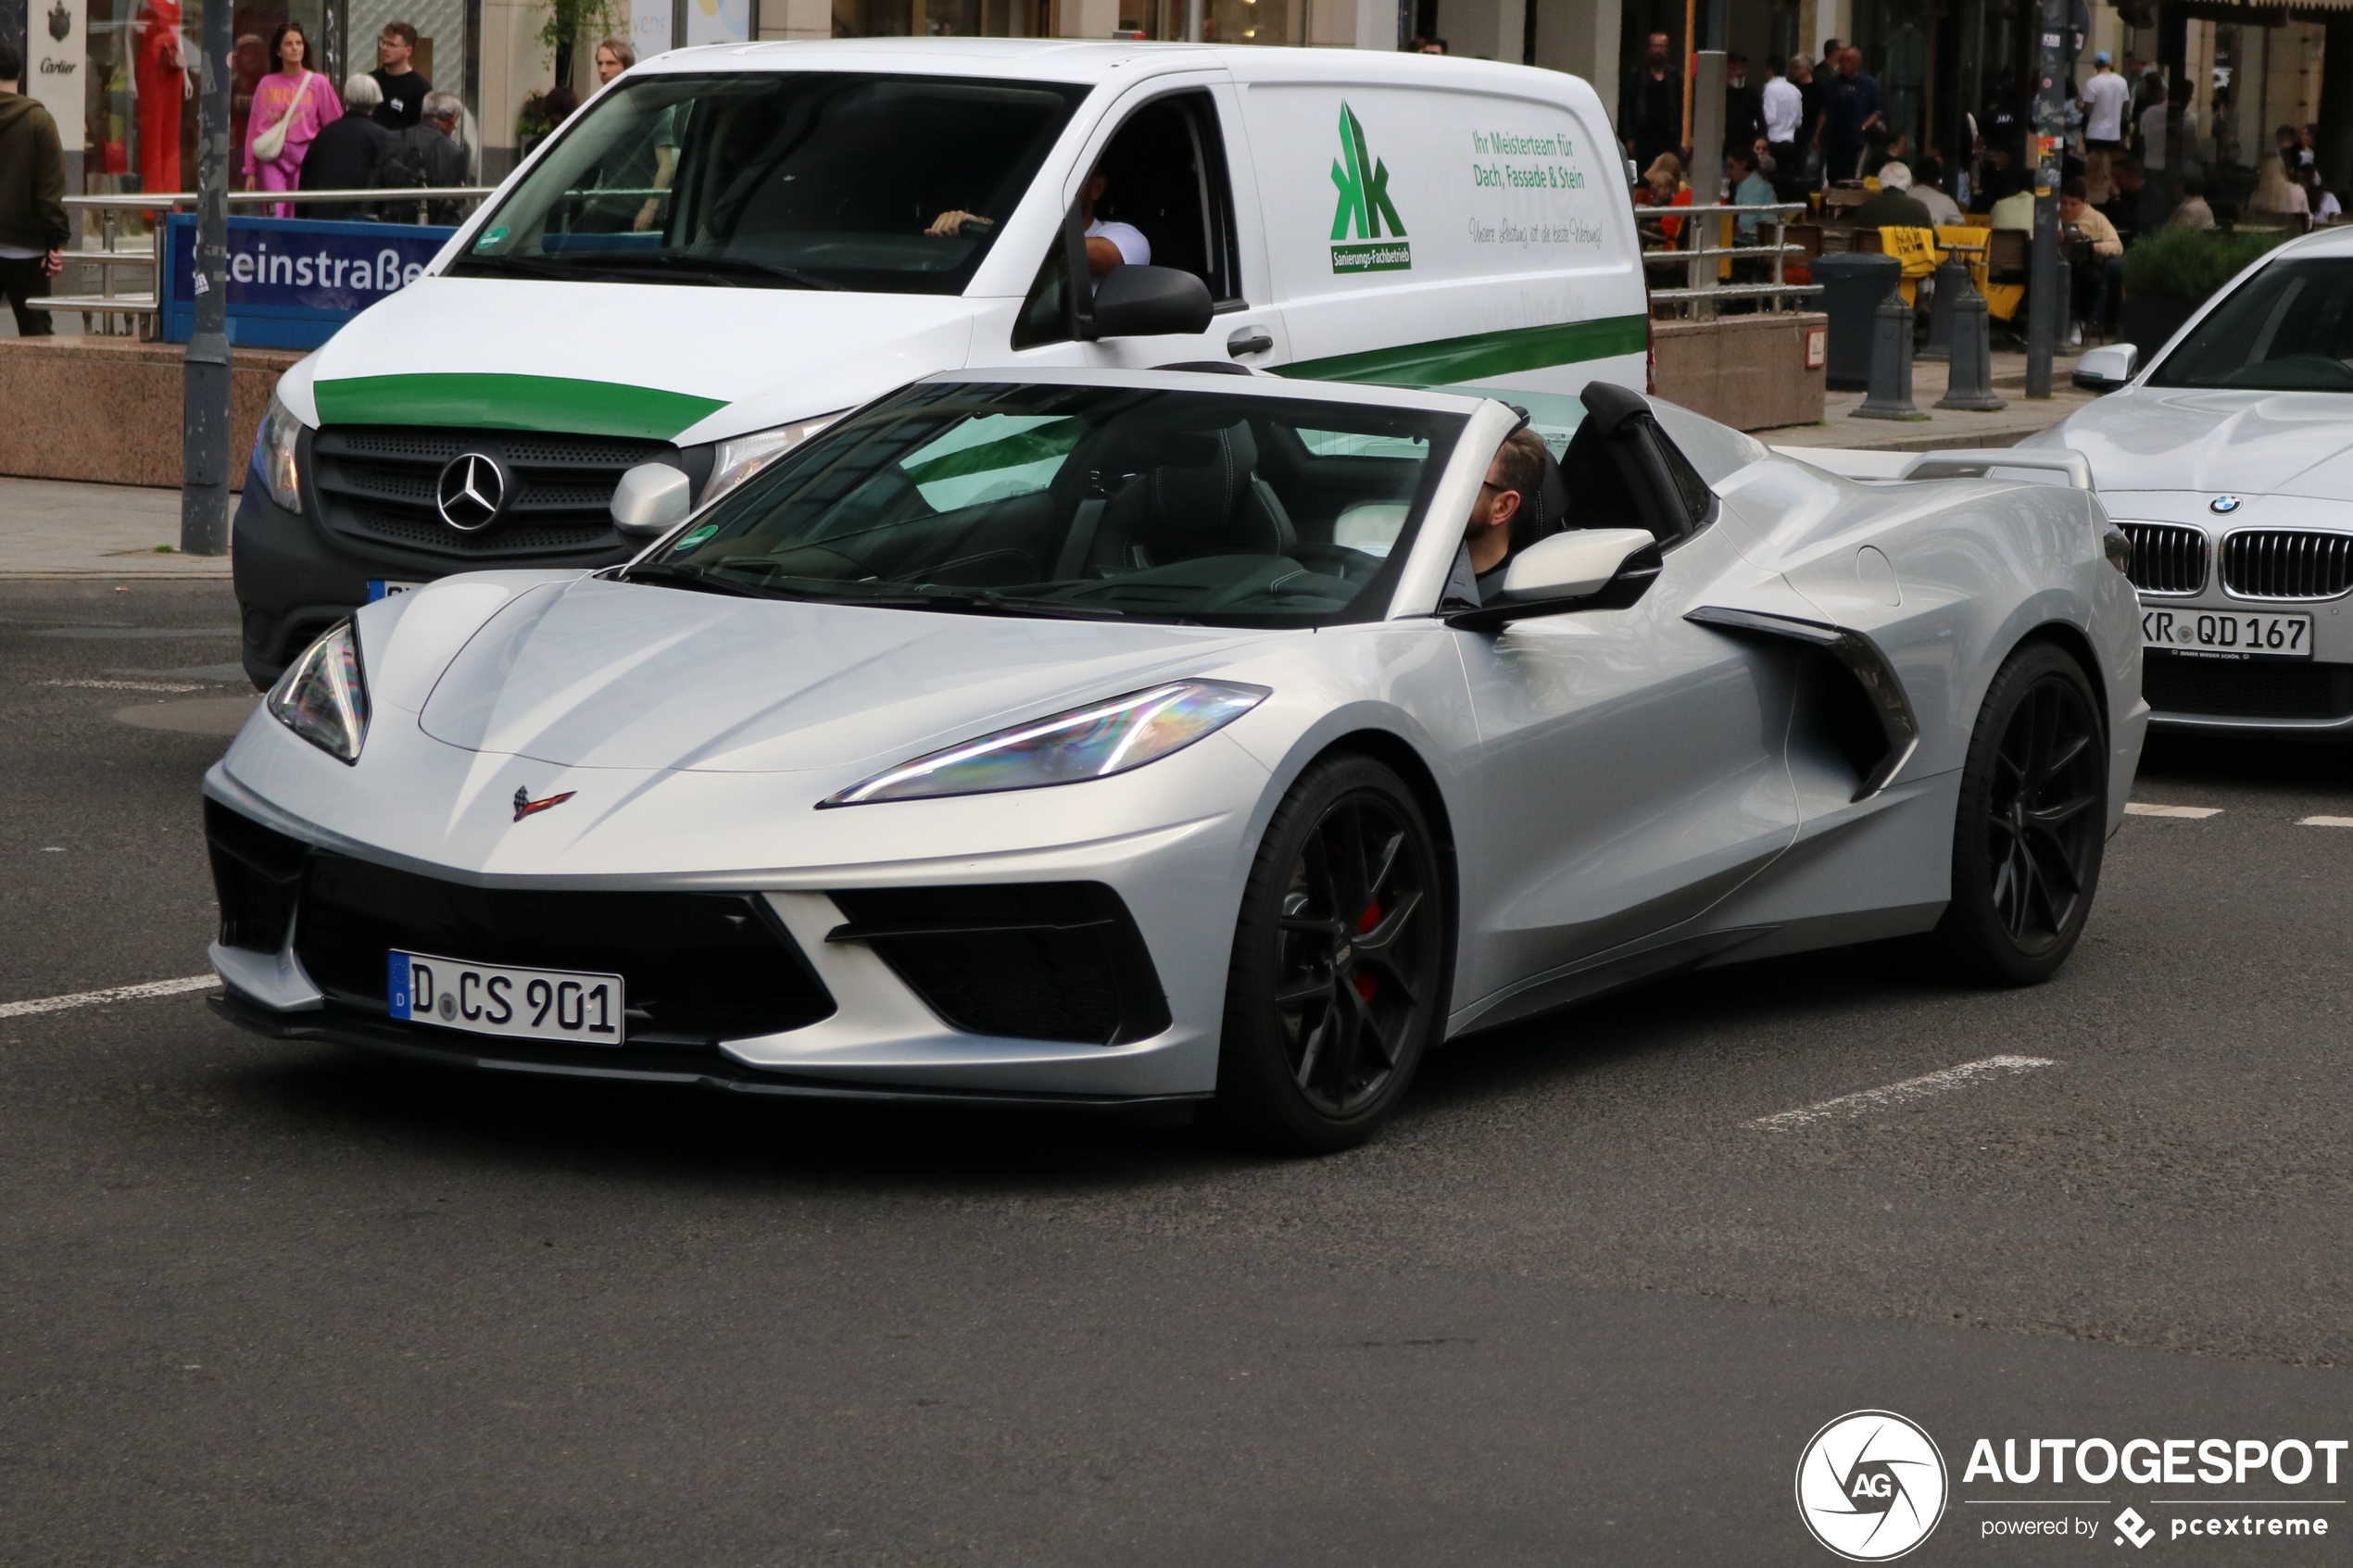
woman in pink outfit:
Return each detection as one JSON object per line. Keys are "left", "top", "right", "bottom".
{"left": 242, "top": 21, "right": 341, "bottom": 215}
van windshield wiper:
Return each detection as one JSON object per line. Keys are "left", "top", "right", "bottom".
{"left": 447, "top": 252, "right": 590, "bottom": 281}
{"left": 573, "top": 252, "right": 845, "bottom": 291}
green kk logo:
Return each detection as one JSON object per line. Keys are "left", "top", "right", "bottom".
{"left": 1329, "top": 103, "right": 1406, "bottom": 242}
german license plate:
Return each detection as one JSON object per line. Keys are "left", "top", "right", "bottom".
{"left": 387, "top": 951, "right": 625, "bottom": 1045}
{"left": 2141, "top": 607, "right": 2313, "bottom": 659}
{"left": 367, "top": 579, "right": 425, "bottom": 602}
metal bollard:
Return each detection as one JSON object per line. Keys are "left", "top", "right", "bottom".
{"left": 1936, "top": 260, "right": 2008, "bottom": 411}
{"left": 1854, "top": 287, "right": 1923, "bottom": 420}
{"left": 1920, "top": 252, "right": 1969, "bottom": 362}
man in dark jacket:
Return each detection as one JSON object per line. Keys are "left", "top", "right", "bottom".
{"left": 1850, "top": 160, "right": 1934, "bottom": 229}
{"left": 1723, "top": 53, "right": 1763, "bottom": 158}
{"left": 1622, "top": 31, "right": 1684, "bottom": 173}
{"left": 0, "top": 43, "right": 69, "bottom": 336}
{"left": 377, "top": 91, "right": 470, "bottom": 225}
{"left": 300, "top": 73, "right": 400, "bottom": 219}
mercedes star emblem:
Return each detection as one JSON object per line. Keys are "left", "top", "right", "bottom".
{"left": 2209, "top": 495, "right": 2244, "bottom": 514}
{"left": 436, "top": 452, "right": 510, "bottom": 533}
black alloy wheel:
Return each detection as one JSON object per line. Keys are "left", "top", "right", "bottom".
{"left": 1929, "top": 641, "right": 2108, "bottom": 985}
{"left": 1215, "top": 754, "right": 1448, "bottom": 1152}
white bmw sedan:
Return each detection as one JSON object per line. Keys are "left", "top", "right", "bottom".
{"left": 2043, "top": 225, "right": 2353, "bottom": 732}
{"left": 206, "top": 370, "right": 2144, "bottom": 1149}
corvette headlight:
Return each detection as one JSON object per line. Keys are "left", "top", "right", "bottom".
{"left": 267, "top": 620, "right": 371, "bottom": 763}
{"left": 822, "top": 680, "right": 1269, "bottom": 808}
{"left": 254, "top": 393, "right": 305, "bottom": 511}
{"left": 704, "top": 412, "right": 843, "bottom": 506}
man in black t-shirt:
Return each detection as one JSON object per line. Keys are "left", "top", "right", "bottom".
{"left": 370, "top": 22, "right": 430, "bottom": 132}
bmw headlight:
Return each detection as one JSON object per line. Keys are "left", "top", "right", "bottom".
{"left": 267, "top": 620, "right": 371, "bottom": 763}
{"left": 704, "top": 412, "right": 844, "bottom": 506}
{"left": 822, "top": 680, "right": 1269, "bottom": 808}
{"left": 254, "top": 393, "right": 305, "bottom": 512}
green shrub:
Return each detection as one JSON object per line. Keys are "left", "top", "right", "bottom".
{"left": 2121, "top": 225, "right": 2287, "bottom": 301}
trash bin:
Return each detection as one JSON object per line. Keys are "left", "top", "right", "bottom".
{"left": 1813, "top": 252, "right": 1902, "bottom": 391}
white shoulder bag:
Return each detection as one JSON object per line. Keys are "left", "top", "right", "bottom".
{"left": 251, "top": 69, "right": 311, "bottom": 164}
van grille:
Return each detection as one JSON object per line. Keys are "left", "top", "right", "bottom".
{"left": 310, "top": 426, "right": 670, "bottom": 561}
{"left": 2219, "top": 530, "right": 2353, "bottom": 600}
{"left": 2119, "top": 522, "right": 2208, "bottom": 596}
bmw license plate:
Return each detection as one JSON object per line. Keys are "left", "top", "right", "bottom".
{"left": 387, "top": 951, "right": 625, "bottom": 1045}
{"left": 2141, "top": 607, "right": 2313, "bottom": 659}
{"left": 367, "top": 579, "right": 425, "bottom": 602}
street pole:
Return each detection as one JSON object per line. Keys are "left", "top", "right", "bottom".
{"left": 180, "top": 0, "right": 233, "bottom": 556}
{"left": 2024, "top": 0, "right": 2069, "bottom": 399}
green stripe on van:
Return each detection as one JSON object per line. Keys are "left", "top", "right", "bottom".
{"left": 311, "top": 374, "right": 729, "bottom": 441}
{"left": 1276, "top": 314, "right": 1650, "bottom": 387}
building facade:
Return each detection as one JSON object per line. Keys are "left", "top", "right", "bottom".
{"left": 1, "top": 0, "right": 2340, "bottom": 218}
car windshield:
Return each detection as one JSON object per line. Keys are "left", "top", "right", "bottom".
{"left": 450, "top": 73, "right": 1086, "bottom": 295}
{"left": 630, "top": 381, "right": 1466, "bottom": 628}
{"left": 2149, "top": 257, "right": 2353, "bottom": 392}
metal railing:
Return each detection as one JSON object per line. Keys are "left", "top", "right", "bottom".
{"left": 1632, "top": 200, "right": 1821, "bottom": 318}
{"left": 32, "top": 187, "right": 497, "bottom": 335}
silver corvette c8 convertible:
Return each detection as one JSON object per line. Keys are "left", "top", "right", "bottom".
{"left": 205, "top": 369, "right": 2146, "bottom": 1149}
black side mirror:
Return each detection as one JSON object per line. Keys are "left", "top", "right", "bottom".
{"left": 1090, "top": 265, "right": 1214, "bottom": 340}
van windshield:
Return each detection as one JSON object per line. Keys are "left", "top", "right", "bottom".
{"left": 623, "top": 381, "right": 1465, "bottom": 629}
{"left": 450, "top": 73, "right": 1087, "bottom": 295}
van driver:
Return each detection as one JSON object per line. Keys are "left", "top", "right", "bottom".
{"left": 1441, "top": 428, "right": 1550, "bottom": 607}
{"left": 925, "top": 167, "right": 1150, "bottom": 279}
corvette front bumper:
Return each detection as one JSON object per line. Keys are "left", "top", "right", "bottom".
{"left": 203, "top": 729, "right": 1271, "bottom": 1102}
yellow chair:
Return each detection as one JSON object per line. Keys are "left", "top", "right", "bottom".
{"left": 1931, "top": 224, "right": 2021, "bottom": 320}
{"left": 1879, "top": 225, "right": 1939, "bottom": 307}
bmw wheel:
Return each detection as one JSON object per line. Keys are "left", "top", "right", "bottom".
{"left": 1214, "top": 754, "right": 1448, "bottom": 1152}
{"left": 1928, "top": 641, "right": 2108, "bottom": 985}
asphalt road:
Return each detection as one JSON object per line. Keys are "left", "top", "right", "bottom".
{"left": 6, "top": 579, "right": 2351, "bottom": 1566}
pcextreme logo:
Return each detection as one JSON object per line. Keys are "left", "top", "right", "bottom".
{"left": 1796, "top": 1411, "right": 1950, "bottom": 1561}
{"left": 1328, "top": 102, "right": 1411, "bottom": 275}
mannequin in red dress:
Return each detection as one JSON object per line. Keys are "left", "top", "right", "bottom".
{"left": 134, "top": 0, "right": 185, "bottom": 194}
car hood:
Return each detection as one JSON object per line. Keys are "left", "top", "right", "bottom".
{"left": 297, "top": 277, "right": 976, "bottom": 445}
{"left": 2049, "top": 386, "right": 2353, "bottom": 500}
{"left": 408, "top": 576, "right": 1276, "bottom": 776}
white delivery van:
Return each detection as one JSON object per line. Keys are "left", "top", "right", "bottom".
{"left": 233, "top": 38, "right": 1647, "bottom": 684}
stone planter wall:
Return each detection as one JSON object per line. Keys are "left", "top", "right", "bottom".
{"left": 0, "top": 337, "right": 304, "bottom": 492}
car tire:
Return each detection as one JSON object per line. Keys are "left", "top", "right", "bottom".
{"left": 1924, "top": 640, "right": 2108, "bottom": 986}
{"left": 1212, "top": 753, "right": 1450, "bottom": 1154}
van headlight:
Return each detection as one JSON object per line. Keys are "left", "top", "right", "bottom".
{"left": 267, "top": 620, "right": 371, "bottom": 763}
{"left": 254, "top": 394, "right": 305, "bottom": 512}
{"left": 821, "top": 681, "right": 1268, "bottom": 807}
{"left": 703, "top": 412, "right": 843, "bottom": 506}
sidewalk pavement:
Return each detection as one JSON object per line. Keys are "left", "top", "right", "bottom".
{"left": 0, "top": 478, "right": 233, "bottom": 580}
{"left": 0, "top": 355, "right": 2103, "bottom": 580}
{"left": 1763, "top": 348, "right": 2097, "bottom": 452}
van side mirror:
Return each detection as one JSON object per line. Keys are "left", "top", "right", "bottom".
{"left": 1090, "top": 265, "right": 1215, "bottom": 340}
{"left": 2072, "top": 343, "right": 2137, "bottom": 391}
{"left": 1444, "top": 528, "right": 1661, "bottom": 631}
{"left": 610, "top": 462, "right": 694, "bottom": 538}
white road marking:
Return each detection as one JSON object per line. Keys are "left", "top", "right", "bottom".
{"left": 0, "top": 974, "right": 221, "bottom": 1020}
{"left": 46, "top": 679, "right": 205, "bottom": 694}
{"left": 1750, "top": 1055, "right": 2057, "bottom": 1130}
{"left": 2125, "top": 803, "right": 2223, "bottom": 819}
{"left": 2299, "top": 816, "right": 2353, "bottom": 828}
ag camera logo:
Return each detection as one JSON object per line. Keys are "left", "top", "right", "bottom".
{"left": 1796, "top": 1410, "right": 1949, "bottom": 1561}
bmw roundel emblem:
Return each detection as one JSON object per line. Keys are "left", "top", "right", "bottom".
{"left": 435, "top": 451, "right": 510, "bottom": 533}
{"left": 2209, "top": 495, "right": 2243, "bottom": 514}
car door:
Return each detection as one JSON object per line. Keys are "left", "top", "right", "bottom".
{"left": 1446, "top": 413, "right": 1802, "bottom": 1034}
{"left": 1000, "top": 82, "right": 1290, "bottom": 373}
